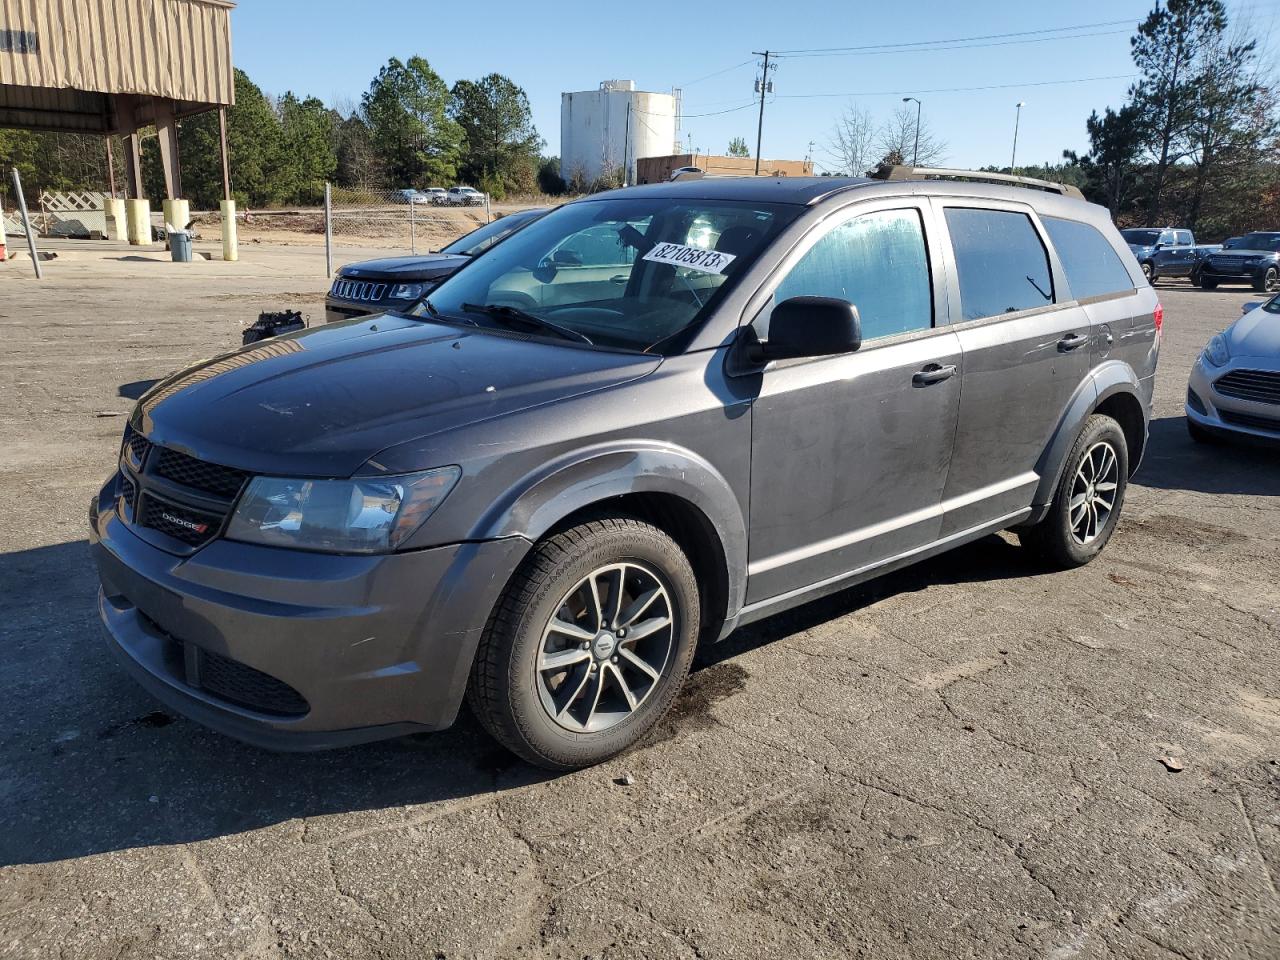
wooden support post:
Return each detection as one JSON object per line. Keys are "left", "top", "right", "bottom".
{"left": 154, "top": 100, "right": 182, "bottom": 199}
{"left": 218, "top": 107, "right": 231, "bottom": 201}
{"left": 124, "top": 132, "right": 144, "bottom": 200}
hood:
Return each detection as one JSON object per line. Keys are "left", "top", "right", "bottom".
{"left": 337, "top": 254, "right": 471, "bottom": 282}
{"left": 133, "top": 315, "right": 661, "bottom": 477}
{"left": 1228, "top": 305, "right": 1280, "bottom": 358}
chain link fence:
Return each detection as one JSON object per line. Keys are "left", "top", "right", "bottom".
{"left": 320, "top": 184, "right": 492, "bottom": 277}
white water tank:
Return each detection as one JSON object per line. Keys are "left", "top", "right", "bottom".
{"left": 561, "top": 81, "right": 676, "bottom": 187}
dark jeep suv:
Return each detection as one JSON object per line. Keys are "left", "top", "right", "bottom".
{"left": 91, "top": 167, "right": 1160, "bottom": 769}
{"left": 325, "top": 207, "right": 546, "bottom": 324}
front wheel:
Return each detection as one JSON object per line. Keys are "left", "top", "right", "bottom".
{"left": 1141, "top": 262, "right": 1154, "bottom": 285}
{"left": 467, "top": 517, "right": 700, "bottom": 770}
{"left": 1254, "top": 267, "right": 1279, "bottom": 293}
{"left": 1018, "top": 414, "right": 1129, "bottom": 568}
{"left": 1199, "top": 276, "right": 1219, "bottom": 290}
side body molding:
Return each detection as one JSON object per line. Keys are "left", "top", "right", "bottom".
{"left": 1029, "top": 359, "right": 1146, "bottom": 519}
{"left": 469, "top": 440, "right": 750, "bottom": 620}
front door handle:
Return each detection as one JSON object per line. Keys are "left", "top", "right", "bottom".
{"left": 913, "top": 363, "right": 958, "bottom": 386}
{"left": 1058, "top": 332, "right": 1089, "bottom": 351}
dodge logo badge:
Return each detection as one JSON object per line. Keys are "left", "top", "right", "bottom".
{"left": 161, "top": 512, "right": 208, "bottom": 534}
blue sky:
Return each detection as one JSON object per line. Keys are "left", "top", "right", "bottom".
{"left": 231, "top": 0, "right": 1278, "bottom": 172}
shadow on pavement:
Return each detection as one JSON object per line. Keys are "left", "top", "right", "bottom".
{"left": 1135, "top": 415, "right": 1279, "bottom": 497}
{"left": 0, "top": 539, "right": 554, "bottom": 867}
{"left": 117, "top": 379, "right": 158, "bottom": 400}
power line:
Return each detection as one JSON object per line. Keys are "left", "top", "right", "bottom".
{"left": 775, "top": 28, "right": 1133, "bottom": 60}
{"left": 676, "top": 59, "right": 755, "bottom": 88}
{"left": 772, "top": 16, "right": 1143, "bottom": 55}
{"left": 774, "top": 73, "right": 1137, "bottom": 101}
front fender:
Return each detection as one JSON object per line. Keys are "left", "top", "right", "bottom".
{"left": 470, "top": 440, "right": 749, "bottom": 617}
{"left": 1030, "top": 361, "right": 1145, "bottom": 514}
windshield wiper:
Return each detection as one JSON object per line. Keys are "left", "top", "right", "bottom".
{"left": 420, "top": 299, "right": 478, "bottom": 326}
{"left": 460, "top": 302, "right": 594, "bottom": 345}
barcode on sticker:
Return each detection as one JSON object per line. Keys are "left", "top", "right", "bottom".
{"left": 641, "top": 243, "right": 737, "bottom": 275}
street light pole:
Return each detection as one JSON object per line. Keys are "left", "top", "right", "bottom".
{"left": 1011, "top": 101, "right": 1026, "bottom": 174}
{"left": 902, "top": 97, "right": 921, "bottom": 166}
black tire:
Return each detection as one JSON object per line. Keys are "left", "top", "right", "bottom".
{"left": 467, "top": 517, "right": 700, "bottom": 770}
{"left": 1018, "top": 414, "right": 1130, "bottom": 569}
{"left": 1199, "top": 276, "right": 1219, "bottom": 290}
{"left": 1141, "top": 262, "right": 1155, "bottom": 285}
{"left": 1254, "top": 267, "right": 1279, "bottom": 293}
{"left": 1187, "top": 418, "right": 1217, "bottom": 444}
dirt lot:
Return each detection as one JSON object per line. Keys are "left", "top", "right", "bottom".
{"left": 0, "top": 249, "right": 1277, "bottom": 960}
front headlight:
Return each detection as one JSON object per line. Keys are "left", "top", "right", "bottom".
{"left": 389, "top": 283, "right": 427, "bottom": 300}
{"left": 226, "top": 466, "right": 460, "bottom": 553}
{"left": 1203, "top": 333, "right": 1230, "bottom": 367}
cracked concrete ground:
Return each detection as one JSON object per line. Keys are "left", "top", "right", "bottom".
{"left": 0, "top": 247, "right": 1277, "bottom": 959}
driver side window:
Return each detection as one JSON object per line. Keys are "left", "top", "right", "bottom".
{"left": 763, "top": 208, "right": 933, "bottom": 341}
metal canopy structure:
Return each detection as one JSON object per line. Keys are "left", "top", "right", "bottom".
{"left": 0, "top": 0, "right": 236, "bottom": 201}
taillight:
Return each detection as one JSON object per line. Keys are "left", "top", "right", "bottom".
{"left": 1154, "top": 303, "right": 1164, "bottom": 335}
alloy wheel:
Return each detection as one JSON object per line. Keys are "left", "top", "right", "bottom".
{"left": 1069, "top": 441, "right": 1120, "bottom": 546}
{"left": 535, "top": 562, "right": 675, "bottom": 733}
{"left": 1266, "top": 269, "right": 1280, "bottom": 292}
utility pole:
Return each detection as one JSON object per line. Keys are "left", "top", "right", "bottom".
{"left": 903, "top": 97, "right": 922, "bottom": 166}
{"left": 752, "top": 50, "right": 775, "bottom": 176}
{"left": 1011, "top": 101, "right": 1025, "bottom": 174}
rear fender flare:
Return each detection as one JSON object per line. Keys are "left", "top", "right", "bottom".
{"left": 470, "top": 441, "right": 748, "bottom": 617}
{"left": 1031, "top": 361, "right": 1144, "bottom": 510}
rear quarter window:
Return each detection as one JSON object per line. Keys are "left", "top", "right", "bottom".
{"left": 1043, "top": 217, "right": 1135, "bottom": 301}
{"left": 944, "top": 208, "right": 1054, "bottom": 321}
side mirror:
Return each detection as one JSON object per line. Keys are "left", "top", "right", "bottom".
{"left": 755, "top": 297, "right": 862, "bottom": 362}
{"left": 1242, "top": 301, "right": 1262, "bottom": 315}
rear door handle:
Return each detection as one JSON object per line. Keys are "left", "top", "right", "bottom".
{"left": 912, "top": 363, "right": 958, "bottom": 386}
{"left": 1058, "top": 333, "right": 1089, "bottom": 351}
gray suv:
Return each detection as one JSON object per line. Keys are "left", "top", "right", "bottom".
{"left": 90, "top": 167, "right": 1160, "bottom": 770}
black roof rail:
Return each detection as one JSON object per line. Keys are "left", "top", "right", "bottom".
{"left": 870, "top": 164, "right": 1085, "bottom": 200}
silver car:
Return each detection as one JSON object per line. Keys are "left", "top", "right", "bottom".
{"left": 1187, "top": 296, "right": 1280, "bottom": 442}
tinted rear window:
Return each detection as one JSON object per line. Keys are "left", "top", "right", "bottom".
{"left": 944, "top": 208, "right": 1054, "bottom": 321}
{"left": 1043, "top": 216, "right": 1134, "bottom": 301}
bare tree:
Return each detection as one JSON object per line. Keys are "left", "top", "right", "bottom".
{"left": 876, "top": 104, "right": 947, "bottom": 166}
{"left": 826, "top": 103, "right": 878, "bottom": 175}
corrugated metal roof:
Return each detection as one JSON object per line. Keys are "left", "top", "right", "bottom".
{"left": 0, "top": 0, "right": 234, "bottom": 106}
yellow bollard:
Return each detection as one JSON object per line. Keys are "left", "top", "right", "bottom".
{"left": 220, "top": 199, "right": 238, "bottom": 262}
{"left": 125, "top": 199, "right": 151, "bottom": 245}
{"left": 161, "top": 199, "right": 190, "bottom": 249}
{"left": 105, "top": 198, "right": 127, "bottom": 241}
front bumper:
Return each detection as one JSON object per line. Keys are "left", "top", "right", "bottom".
{"left": 1186, "top": 356, "right": 1280, "bottom": 442}
{"left": 1198, "top": 264, "right": 1272, "bottom": 285}
{"left": 90, "top": 481, "right": 529, "bottom": 750}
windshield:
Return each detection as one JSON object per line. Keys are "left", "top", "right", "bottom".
{"left": 410, "top": 197, "right": 799, "bottom": 352}
{"left": 1121, "top": 229, "right": 1162, "bottom": 245}
{"left": 1236, "top": 232, "right": 1280, "bottom": 251}
{"left": 439, "top": 212, "right": 539, "bottom": 256}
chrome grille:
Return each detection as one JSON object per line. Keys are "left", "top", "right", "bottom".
{"left": 1214, "top": 369, "right": 1280, "bottom": 406}
{"left": 330, "top": 279, "right": 389, "bottom": 302}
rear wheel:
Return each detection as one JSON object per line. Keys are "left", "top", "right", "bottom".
{"left": 1019, "top": 414, "right": 1129, "bottom": 568}
{"left": 467, "top": 517, "right": 700, "bottom": 770}
{"left": 1141, "top": 262, "right": 1155, "bottom": 285}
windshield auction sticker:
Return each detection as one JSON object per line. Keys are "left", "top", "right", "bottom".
{"left": 641, "top": 243, "right": 737, "bottom": 275}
